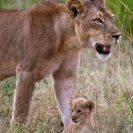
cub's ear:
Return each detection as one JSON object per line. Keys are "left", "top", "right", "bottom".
{"left": 68, "top": 97, "right": 74, "bottom": 105}
{"left": 85, "top": 100, "right": 95, "bottom": 111}
{"left": 90, "top": 0, "right": 105, "bottom": 6}
{"left": 66, "top": 0, "right": 87, "bottom": 19}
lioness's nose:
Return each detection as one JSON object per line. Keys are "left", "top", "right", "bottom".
{"left": 111, "top": 33, "right": 121, "bottom": 40}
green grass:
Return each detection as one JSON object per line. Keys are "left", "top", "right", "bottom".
{"left": 106, "top": 0, "right": 133, "bottom": 43}
{"left": 0, "top": 0, "right": 133, "bottom": 133}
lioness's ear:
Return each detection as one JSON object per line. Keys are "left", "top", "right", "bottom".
{"left": 66, "top": 0, "right": 87, "bottom": 19}
{"left": 90, "top": 0, "right": 105, "bottom": 6}
{"left": 85, "top": 100, "right": 95, "bottom": 111}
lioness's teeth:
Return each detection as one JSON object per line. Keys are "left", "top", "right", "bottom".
{"left": 103, "top": 47, "right": 106, "bottom": 51}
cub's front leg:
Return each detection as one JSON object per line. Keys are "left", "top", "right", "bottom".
{"left": 53, "top": 49, "right": 80, "bottom": 126}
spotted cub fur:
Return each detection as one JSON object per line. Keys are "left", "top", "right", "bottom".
{"left": 62, "top": 98, "right": 95, "bottom": 133}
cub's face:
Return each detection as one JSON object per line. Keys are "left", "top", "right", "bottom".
{"left": 66, "top": 0, "right": 121, "bottom": 60}
{"left": 68, "top": 98, "right": 95, "bottom": 124}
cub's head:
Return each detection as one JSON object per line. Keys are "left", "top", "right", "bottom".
{"left": 66, "top": 0, "right": 121, "bottom": 60}
{"left": 68, "top": 98, "right": 95, "bottom": 124}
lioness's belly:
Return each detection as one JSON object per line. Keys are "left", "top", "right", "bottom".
{"left": 0, "top": 47, "right": 22, "bottom": 80}
{"left": 0, "top": 53, "right": 63, "bottom": 81}
{"left": 0, "top": 61, "right": 18, "bottom": 80}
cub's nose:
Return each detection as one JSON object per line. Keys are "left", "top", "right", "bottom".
{"left": 111, "top": 33, "right": 121, "bottom": 40}
{"left": 72, "top": 117, "right": 75, "bottom": 121}
{"left": 71, "top": 116, "right": 76, "bottom": 122}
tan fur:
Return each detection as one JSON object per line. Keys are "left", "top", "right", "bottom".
{"left": 62, "top": 98, "right": 95, "bottom": 133}
{"left": 0, "top": 0, "right": 121, "bottom": 126}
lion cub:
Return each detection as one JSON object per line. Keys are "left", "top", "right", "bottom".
{"left": 62, "top": 98, "right": 95, "bottom": 133}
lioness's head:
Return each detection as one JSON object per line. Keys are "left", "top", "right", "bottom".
{"left": 68, "top": 98, "right": 95, "bottom": 124}
{"left": 66, "top": 0, "right": 121, "bottom": 60}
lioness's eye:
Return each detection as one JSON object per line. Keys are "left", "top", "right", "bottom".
{"left": 77, "top": 110, "right": 82, "bottom": 113}
{"left": 112, "top": 14, "right": 115, "bottom": 22}
{"left": 112, "top": 17, "right": 114, "bottom": 22}
{"left": 93, "top": 18, "right": 103, "bottom": 24}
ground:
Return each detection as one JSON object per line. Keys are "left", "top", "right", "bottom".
{"left": 0, "top": 39, "right": 133, "bottom": 133}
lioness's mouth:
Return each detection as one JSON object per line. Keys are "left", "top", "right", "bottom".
{"left": 95, "top": 43, "right": 111, "bottom": 55}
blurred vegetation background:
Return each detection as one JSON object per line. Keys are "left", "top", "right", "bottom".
{"left": 106, "top": 0, "right": 133, "bottom": 43}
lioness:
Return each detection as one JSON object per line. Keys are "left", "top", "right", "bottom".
{"left": 0, "top": 0, "right": 121, "bottom": 126}
{"left": 62, "top": 98, "right": 95, "bottom": 133}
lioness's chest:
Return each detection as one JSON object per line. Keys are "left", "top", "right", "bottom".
{"left": 34, "top": 52, "right": 64, "bottom": 80}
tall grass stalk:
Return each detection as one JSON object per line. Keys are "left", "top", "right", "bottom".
{"left": 121, "top": 88, "right": 133, "bottom": 115}
{"left": 118, "top": 70, "right": 133, "bottom": 116}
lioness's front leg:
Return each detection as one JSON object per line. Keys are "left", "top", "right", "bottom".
{"left": 11, "top": 65, "right": 36, "bottom": 125}
{"left": 53, "top": 73, "right": 77, "bottom": 126}
{"left": 53, "top": 50, "right": 80, "bottom": 126}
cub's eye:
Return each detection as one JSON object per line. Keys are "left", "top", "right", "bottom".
{"left": 77, "top": 110, "right": 82, "bottom": 113}
{"left": 93, "top": 18, "right": 103, "bottom": 24}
